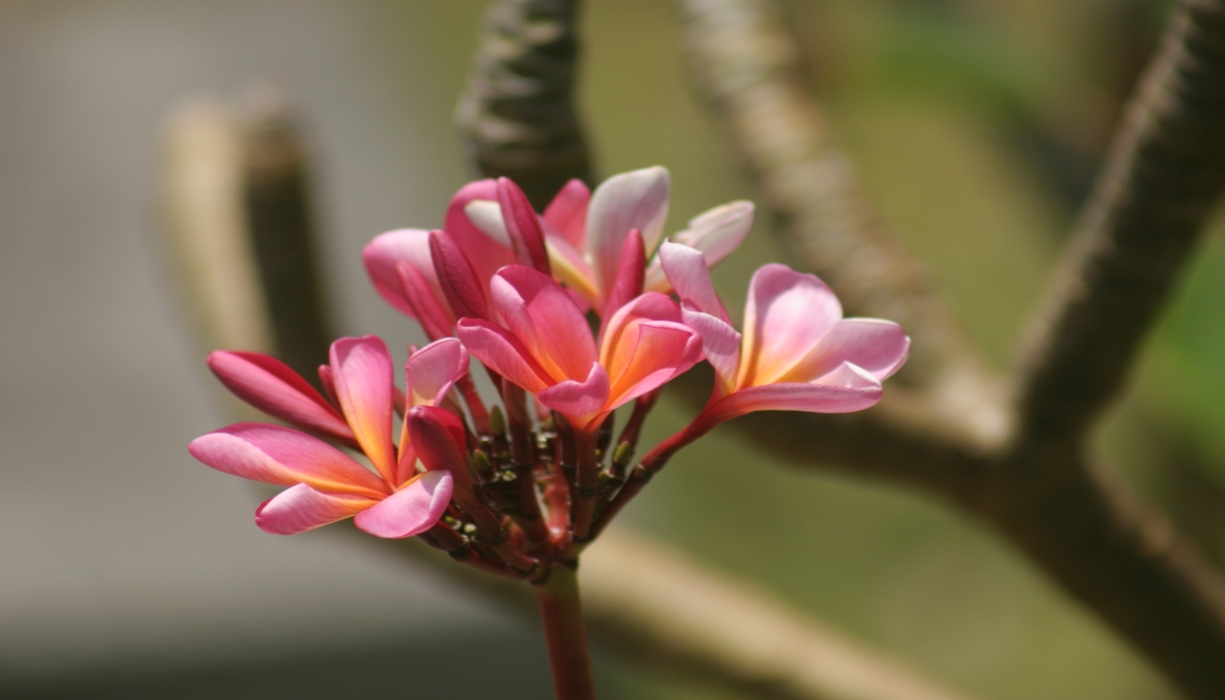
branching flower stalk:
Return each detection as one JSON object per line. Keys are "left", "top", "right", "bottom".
{"left": 188, "top": 167, "right": 909, "bottom": 699}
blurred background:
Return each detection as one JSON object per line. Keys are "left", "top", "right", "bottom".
{"left": 1, "top": 1, "right": 1221, "bottom": 698}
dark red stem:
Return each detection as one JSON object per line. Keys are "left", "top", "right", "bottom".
{"left": 534, "top": 564, "right": 597, "bottom": 700}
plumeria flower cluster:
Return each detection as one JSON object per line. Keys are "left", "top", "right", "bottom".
{"left": 190, "top": 166, "right": 909, "bottom": 580}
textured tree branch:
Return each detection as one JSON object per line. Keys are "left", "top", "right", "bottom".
{"left": 162, "top": 86, "right": 978, "bottom": 700}
{"left": 1014, "top": 0, "right": 1225, "bottom": 445}
{"left": 456, "top": 0, "right": 593, "bottom": 208}
{"left": 673, "top": 1, "right": 1225, "bottom": 698}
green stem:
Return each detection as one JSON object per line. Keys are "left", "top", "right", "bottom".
{"left": 534, "top": 564, "right": 597, "bottom": 700}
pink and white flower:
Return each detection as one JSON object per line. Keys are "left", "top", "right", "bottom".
{"left": 456, "top": 265, "right": 703, "bottom": 432}
{"left": 659, "top": 241, "right": 910, "bottom": 424}
{"left": 189, "top": 336, "right": 469, "bottom": 537}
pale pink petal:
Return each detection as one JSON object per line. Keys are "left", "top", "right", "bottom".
{"left": 330, "top": 336, "right": 397, "bottom": 483}
{"left": 708, "top": 364, "right": 883, "bottom": 421}
{"left": 405, "top": 337, "right": 469, "bottom": 409}
{"left": 781, "top": 319, "right": 910, "bottom": 383}
{"left": 537, "top": 363, "right": 610, "bottom": 429}
{"left": 429, "top": 229, "right": 489, "bottom": 321}
{"left": 601, "top": 228, "right": 645, "bottom": 320}
{"left": 672, "top": 200, "right": 755, "bottom": 267}
{"left": 445, "top": 179, "right": 517, "bottom": 283}
{"left": 659, "top": 241, "right": 729, "bottom": 322}
{"left": 456, "top": 319, "right": 551, "bottom": 394}
{"left": 396, "top": 262, "right": 457, "bottom": 340}
{"left": 189, "top": 423, "right": 386, "bottom": 497}
{"left": 490, "top": 266, "right": 598, "bottom": 382}
{"left": 586, "top": 167, "right": 671, "bottom": 296}
{"left": 498, "top": 178, "right": 551, "bottom": 274}
{"left": 463, "top": 199, "right": 512, "bottom": 247}
{"left": 255, "top": 483, "right": 375, "bottom": 535}
{"left": 363, "top": 229, "right": 440, "bottom": 319}
{"left": 681, "top": 305, "right": 741, "bottom": 392}
{"left": 543, "top": 178, "right": 590, "bottom": 249}
{"left": 207, "top": 351, "right": 354, "bottom": 443}
{"left": 739, "top": 264, "right": 842, "bottom": 388}
{"left": 353, "top": 470, "right": 453, "bottom": 539}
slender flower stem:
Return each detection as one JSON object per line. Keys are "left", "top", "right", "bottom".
{"left": 584, "top": 414, "right": 716, "bottom": 543}
{"left": 535, "top": 564, "right": 597, "bottom": 700}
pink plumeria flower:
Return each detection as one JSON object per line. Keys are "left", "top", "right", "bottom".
{"left": 189, "top": 336, "right": 469, "bottom": 537}
{"left": 363, "top": 179, "right": 550, "bottom": 339}
{"left": 659, "top": 242, "right": 910, "bottom": 424}
{"left": 456, "top": 265, "right": 702, "bottom": 432}
{"left": 465, "top": 166, "right": 755, "bottom": 318}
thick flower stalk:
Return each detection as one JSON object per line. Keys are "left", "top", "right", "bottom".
{"left": 189, "top": 167, "right": 907, "bottom": 700}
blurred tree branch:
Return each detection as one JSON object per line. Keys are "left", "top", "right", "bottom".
{"left": 669, "top": 1, "right": 1225, "bottom": 698}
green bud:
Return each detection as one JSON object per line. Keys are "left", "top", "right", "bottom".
{"left": 612, "top": 441, "right": 633, "bottom": 467}
{"left": 489, "top": 405, "right": 507, "bottom": 436}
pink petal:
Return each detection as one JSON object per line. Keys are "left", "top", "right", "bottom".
{"left": 363, "top": 229, "right": 441, "bottom": 319}
{"left": 456, "top": 319, "right": 551, "bottom": 394}
{"left": 673, "top": 200, "right": 755, "bottom": 267}
{"left": 255, "top": 483, "right": 375, "bottom": 535}
{"left": 189, "top": 423, "right": 386, "bottom": 497}
{"left": 489, "top": 266, "right": 598, "bottom": 382}
{"left": 658, "top": 241, "right": 729, "bottom": 322}
{"left": 602, "top": 320, "right": 702, "bottom": 408}
{"left": 330, "top": 336, "right": 397, "bottom": 483}
{"left": 739, "top": 264, "right": 842, "bottom": 388}
{"left": 537, "top": 362, "right": 610, "bottom": 429}
{"left": 681, "top": 305, "right": 741, "bottom": 392}
{"left": 543, "top": 178, "right": 591, "bottom": 249}
{"left": 429, "top": 229, "right": 490, "bottom": 321}
{"left": 396, "top": 262, "right": 458, "bottom": 340}
{"left": 445, "top": 179, "right": 517, "bottom": 283}
{"left": 405, "top": 337, "right": 469, "bottom": 409}
{"left": 708, "top": 363, "right": 883, "bottom": 422}
{"left": 207, "top": 351, "right": 354, "bottom": 444}
{"left": 318, "top": 365, "right": 339, "bottom": 406}
{"left": 406, "top": 405, "right": 472, "bottom": 491}
{"left": 353, "top": 470, "right": 453, "bottom": 539}
{"left": 586, "top": 166, "right": 671, "bottom": 296}
{"left": 781, "top": 319, "right": 911, "bottom": 383}
{"left": 601, "top": 228, "right": 645, "bottom": 320}
{"left": 498, "top": 178, "right": 551, "bottom": 274}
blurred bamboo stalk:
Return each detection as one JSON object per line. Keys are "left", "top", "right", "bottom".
{"left": 160, "top": 89, "right": 979, "bottom": 700}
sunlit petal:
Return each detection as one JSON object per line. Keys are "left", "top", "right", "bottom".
{"left": 330, "top": 336, "right": 397, "bottom": 484}
{"left": 188, "top": 423, "right": 386, "bottom": 498}
{"left": 779, "top": 319, "right": 911, "bottom": 384}
{"left": 739, "top": 264, "right": 842, "bottom": 388}
{"left": 354, "top": 470, "right": 453, "bottom": 539}
{"left": 255, "top": 483, "right": 375, "bottom": 535}
{"left": 586, "top": 166, "right": 671, "bottom": 296}
{"left": 672, "top": 200, "right": 754, "bottom": 268}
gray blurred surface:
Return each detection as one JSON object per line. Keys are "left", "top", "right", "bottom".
{"left": 0, "top": 0, "right": 532, "bottom": 690}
